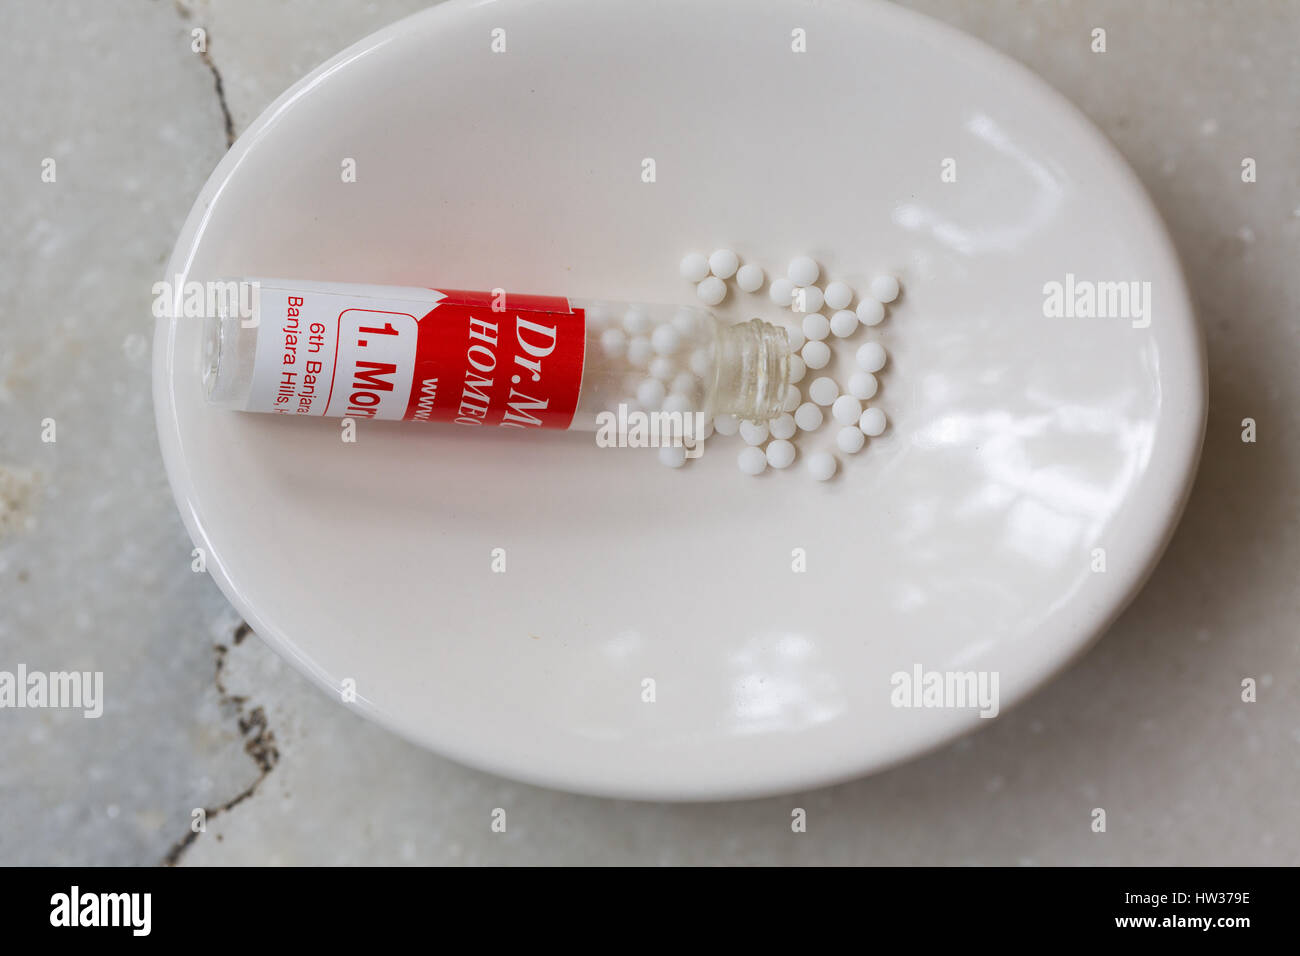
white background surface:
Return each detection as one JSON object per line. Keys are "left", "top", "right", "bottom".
{"left": 1, "top": 0, "right": 1296, "bottom": 864}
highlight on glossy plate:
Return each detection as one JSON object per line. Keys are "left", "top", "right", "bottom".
{"left": 154, "top": 0, "right": 1205, "bottom": 800}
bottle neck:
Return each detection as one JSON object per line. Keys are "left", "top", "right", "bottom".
{"left": 713, "top": 318, "right": 790, "bottom": 421}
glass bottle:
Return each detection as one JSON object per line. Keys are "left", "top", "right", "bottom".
{"left": 201, "top": 278, "right": 790, "bottom": 433}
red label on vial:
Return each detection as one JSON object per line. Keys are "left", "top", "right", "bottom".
{"left": 399, "top": 290, "right": 586, "bottom": 429}
{"left": 248, "top": 283, "right": 586, "bottom": 430}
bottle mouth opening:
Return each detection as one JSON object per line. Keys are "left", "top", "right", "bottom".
{"left": 713, "top": 318, "right": 791, "bottom": 422}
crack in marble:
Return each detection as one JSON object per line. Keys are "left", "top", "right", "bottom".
{"left": 161, "top": 623, "right": 280, "bottom": 866}
{"left": 172, "top": 0, "right": 236, "bottom": 148}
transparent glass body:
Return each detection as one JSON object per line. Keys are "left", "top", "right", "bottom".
{"left": 203, "top": 290, "right": 790, "bottom": 428}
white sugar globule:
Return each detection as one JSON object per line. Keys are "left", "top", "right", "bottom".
{"left": 770, "top": 412, "right": 797, "bottom": 440}
{"left": 847, "top": 370, "right": 878, "bottom": 400}
{"left": 792, "top": 285, "right": 825, "bottom": 314}
{"left": 651, "top": 323, "right": 681, "bottom": 355}
{"left": 688, "top": 348, "right": 711, "bottom": 378}
{"left": 627, "top": 336, "right": 653, "bottom": 368}
{"left": 766, "top": 439, "right": 796, "bottom": 469}
{"left": 663, "top": 393, "right": 692, "bottom": 415}
{"left": 832, "top": 394, "right": 863, "bottom": 425}
{"left": 600, "top": 327, "right": 627, "bottom": 359}
{"left": 735, "top": 263, "right": 765, "bottom": 292}
{"left": 782, "top": 384, "right": 802, "bottom": 412}
{"left": 670, "top": 370, "right": 698, "bottom": 396}
{"left": 808, "top": 376, "right": 839, "bottom": 406}
{"left": 624, "top": 305, "right": 652, "bottom": 335}
{"left": 856, "top": 298, "right": 885, "bottom": 326}
{"left": 787, "top": 354, "right": 807, "bottom": 383}
{"left": 787, "top": 256, "right": 820, "bottom": 287}
{"left": 713, "top": 413, "right": 740, "bottom": 436}
{"left": 768, "top": 277, "right": 795, "bottom": 306}
{"left": 794, "top": 402, "right": 824, "bottom": 432}
{"left": 737, "top": 446, "right": 768, "bottom": 476}
{"left": 659, "top": 444, "right": 687, "bottom": 468}
{"left": 739, "top": 419, "right": 770, "bottom": 446}
{"left": 679, "top": 252, "right": 710, "bottom": 282}
{"left": 801, "top": 340, "right": 831, "bottom": 370}
{"left": 801, "top": 312, "right": 831, "bottom": 341}
{"left": 696, "top": 276, "right": 727, "bottom": 306}
{"left": 672, "top": 308, "right": 700, "bottom": 335}
{"left": 859, "top": 406, "right": 888, "bottom": 436}
{"left": 806, "top": 451, "right": 838, "bottom": 481}
{"left": 649, "top": 356, "right": 676, "bottom": 381}
{"left": 709, "top": 248, "right": 740, "bottom": 279}
{"left": 823, "top": 281, "right": 853, "bottom": 311}
{"left": 855, "top": 341, "right": 887, "bottom": 373}
{"left": 636, "top": 377, "right": 667, "bottom": 409}
{"left": 836, "top": 425, "right": 866, "bottom": 454}
{"left": 785, "top": 324, "right": 806, "bottom": 352}
{"left": 870, "top": 274, "right": 900, "bottom": 303}
{"left": 829, "top": 309, "right": 859, "bottom": 338}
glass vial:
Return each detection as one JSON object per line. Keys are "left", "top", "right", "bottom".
{"left": 201, "top": 279, "right": 790, "bottom": 431}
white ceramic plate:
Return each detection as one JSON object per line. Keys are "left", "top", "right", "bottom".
{"left": 155, "top": 0, "right": 1205, "bottom": 799}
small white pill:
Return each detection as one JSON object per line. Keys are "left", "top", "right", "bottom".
{"left": 801, "top": 312, "right": 830, "bottom": 341}
{"left": 624, "top": 306, "right": 652, "bottom": 335}
{"left": 785, "top": 325, "right": 806, "bottom": 352}
{"left": 829, "top": 309, "right": 859, "bottom": 338}
{"left": 788, "top": 256, "right": 820, "bottom": 287}
{"left": 870, "top": 274, "right": 900, "bottom": 303}
{"left": 792, "top": 285, "right": 824, "bottom": 314}
{"left": 766, "top": 439, "right": 796, "bottom": 469}
{"left": 856, "top": 298, "right": 885, "bottom": 326}
{"left": 672, "top": 308, "right": 701, "bottom": 335}
{"left": 688, "top": 348, "right": 711, "bottom": 378}
{"left": 808, "top": 376, "right": 839, "bottom": 406}
{"left": 679, "top": 253, "right": 710, "bottom": 282}
{"left": 739, "top": 420, "right": 769, "bottom": 445}
{"left": 832, "top": 394, "right": 863, "bottom": 425}
{"left": 836, "top": 426, "right": 866, "bottom": 454}
{"left": 801, "top": 340, "right": 831, "bottom": 369}
{"left": 696, "top": 276, "right": 727, "bottom": 306}
{"left": 651, "top": 323, "right": 681, "bottom": 356}
{"left": 627, "top": 336, "right": 653, "bottom": 368}
{"left": 781, "top": 384, "right": 802, "bottom": 413}
{"left": 735, "top": 263, "right": 765, "bottom": 293}
{"left": 600, "top": 327, "right": 627, "bottom": 359}
{"left": 847, "top": 370, "right": 878, "bottom": 400}
{"left": 636, "top": 377, "right": 667, "bottom": 409}
{"left": 794, "top": 402, "right": 824, "bottom": 432}
{"left": 859, "top": 406, "right": 888, "bottom": 436}
{"left": 787, "top": 354, "right": 807, "bottom": 383}
{"left": 855, "top": 341, "right": 887, "bottom": 373}
{"left": 662, "top": 393, "right": 692, "bottom": 415}
{"left": 659, "top": 444, "right": 687, "bottom": 468}
{"left": 671, "top": 370, "right": 698, "bottom": 396}
{"left": 713, "top": 413, "right": 740, "bottom": 436}
{"left": 770, "top": 412, "right": 797, "bottom": 440}
{"left": 824, "top": 281, "right": 853, "bottom": 310}
{"left": 709, "top": 249, "right": 740, "bottom": 279}
{"left": 769, "top": 277, "right": 795, "bottom": 306}
{"left": 649, "top": 356, "right": 676, "bottom": 381}
{"left": 806, "top": 451, "right": 838, "bottom": 481}
{"left": 737, "top": 446, "right": 768, "bottom": 476}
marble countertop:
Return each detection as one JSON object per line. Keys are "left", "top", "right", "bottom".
{"left": 1, "top": 0, "right": 1296, "bottom": 865}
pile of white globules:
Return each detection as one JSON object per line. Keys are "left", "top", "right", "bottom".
{"left": 678, "top": 249, "right": 898, "bottom": 480}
